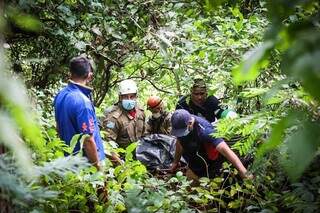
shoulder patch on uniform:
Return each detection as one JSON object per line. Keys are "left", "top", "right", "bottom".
{"left": 106, "top": 121, "right": 115, "bottom": 129}
{"left": 104, "top": 105, "right": 116, "bottom": 114}
{"left": 105, "top": 105, "right": 122, "bottom": 118}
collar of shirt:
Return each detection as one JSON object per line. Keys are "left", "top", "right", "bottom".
{"left": 128, "top": 108, "right": 137, "bottom": 119}
{"left": 69, "top": 80, "right": 92, "bottom": 97}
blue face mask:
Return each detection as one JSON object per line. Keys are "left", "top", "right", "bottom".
{"left": 122, "top": 99, "right": 136, "bottom": 111}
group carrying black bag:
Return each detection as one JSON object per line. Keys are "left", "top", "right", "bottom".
{"left": 136, "top": 134, "right": 185, "bottom": 170}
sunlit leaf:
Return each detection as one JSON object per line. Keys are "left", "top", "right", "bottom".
{"left": 204, "top": 0, "right": 227, "bottom": 10}
{"left": 281, "top": 120, "right": 320, "bottom": 181}
{"left": 239, "top": 87, "right": 269, "bottom": 98}
{"left": 232, "top": 41, "right": 274, "bottom": 85}
{"left": 125, "top": 142, "right": 138, "bottom": 161}
{"left": 0, "top": 113, "right": 34, "bottom": 178}
{"left": 284, "top": 50, "right": 320, "bottom": 101}
{"left": 7, "top": 7, "right": 42, "bottom": 32}
{"left": 256, "top": 111, "right": 297, "bottom": 158}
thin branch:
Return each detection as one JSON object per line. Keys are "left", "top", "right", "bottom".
{"left": 145, "top": 78, "right": 172, "bottom": 94}
{"left": 110, "top": 76, "right": 172, "bottom": 94}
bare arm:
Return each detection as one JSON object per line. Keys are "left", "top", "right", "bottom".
{"left": 173, "top": 139, "right": 183, "bottom": 164}
{"left": 83, "top": 135, "right": 100, "bottom": 170}
{"left": 216, "top": 141, "right": 248, "bottom": 179}
{"left": 170, "top": 139, "right": 184, "bottom": 172}
{"left": 145, "top": 119, "right": 152, "bottom": 135}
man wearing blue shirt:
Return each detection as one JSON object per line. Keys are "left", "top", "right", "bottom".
{"left": 170, "top": 109, "right": 250, "bottom": 180}
{"left": 54, "top": 56, "right": 105, "bottom": 170}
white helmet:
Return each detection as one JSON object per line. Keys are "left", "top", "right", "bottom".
{"left": 119, "top": 79, "right": 137, "bottom": 95}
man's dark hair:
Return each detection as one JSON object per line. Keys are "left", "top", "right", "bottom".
{"left": 192, "top": 78, "right": 206, "bottom": 90}
{"left": 69, "top": 56, "right": 92, "bottom": 78}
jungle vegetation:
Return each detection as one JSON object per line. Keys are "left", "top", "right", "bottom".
{"left": 1, "top": 0, "right": 319, "bottom": 212}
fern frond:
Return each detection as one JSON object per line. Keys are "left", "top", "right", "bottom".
{"left": 35, "top": 156, "right": 90, "bottom": 178}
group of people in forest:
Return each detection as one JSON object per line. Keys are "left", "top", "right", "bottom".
{"left": 54, "top": 55, "right": 252, "bottom": 183}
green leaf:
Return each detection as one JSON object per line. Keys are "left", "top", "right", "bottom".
{"left": 228, "top": 200, "right": 241, "bottom": 209}
{"left": 204, "top": 0, "right": 227, "bottom": 10}
{"left": 239, "top": 87, "right": 269, "bottom": 98}
{"left": 284, "top": 50, "right": 320, "bottom": 101}
{"left": 281, "top": 121, "right": 320, "bottom": 181}
{"left": 69, "top": 134, "right": 88, "bottom": 156}
{"left": 0, "top": 113, "right": 34, "bottom": 178}
{"left": 7, "top": 6, "right": 42, "bottom": 32}
{"left": 256, "top": 112, "right": 294, "bottom": 158}
{"left": 75, "top": 41, "right": 87, "bottom": 51}
{"left": 125, "top": 142, "right": 138, "bottom": 161}
{"left": 231, "top": 7, "right": 243, "bottom": 20}
{"left": 230, "top": 188, "right": 237, "bottom": 197}
{"left": 232, "top": 41, "right": 274, "bottom": 85}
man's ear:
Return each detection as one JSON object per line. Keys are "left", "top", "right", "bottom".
{"left": 88, "top": 72, "right": 93, "bottom": 79}
{"left": 85, "top": 72, "right": 93, "bottom": 84}
{"left": 189, "top": 117, "right": 195, "bottom": 126}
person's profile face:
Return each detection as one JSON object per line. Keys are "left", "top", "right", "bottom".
{"left": 150, "top": 103, "right": 162, "bottom": 113}
{"left": 191, "top": 87, "right": 207, "bottom": 106}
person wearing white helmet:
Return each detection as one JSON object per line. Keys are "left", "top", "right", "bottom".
{"left": 103, "top": 79, "right": 146, "bottom": 159}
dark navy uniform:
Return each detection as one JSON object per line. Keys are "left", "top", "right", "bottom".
{"left": 176, "top": 95, "right": 223, "bottom": 123}
{"left": 178, "top": 115, "right": 225, "bottom": 178}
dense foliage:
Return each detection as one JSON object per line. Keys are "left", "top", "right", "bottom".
{"left": 1, "top": 0, "right": 319, "bottom": 212}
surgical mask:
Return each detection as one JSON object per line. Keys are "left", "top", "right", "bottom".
{"left": 152, "top": 112, "right": 161, "bottom": 119}
{"left": 122, "top": 99, "right": 136, "bottom": 110}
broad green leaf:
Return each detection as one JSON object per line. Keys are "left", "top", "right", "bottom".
{"left": 204, "top": 0, "right": 227, "bottom": 10}
{"left": 7, "top": 6, "right": 42, "bottom": 32}
{"left": 231, "top": 7, "right": 243, "bottom": 20}
{"left": 228, "top": 200, "right": 241, "bottom": 209}
{"left": 239, "top": 87, "right": 269, "bottom": 98}
{"left": 284, "top": 50, "right": 320, "bottom": 101}
{"left": 281, "top": 121, "right": 320, "bottom": 181}
{"left": 69, "top": 133, "right": 88, "bottom": 156}
{"left": 256, "top": 111, "right": 297, "bottom": 158}
{"left": 0, "top": 113, "right": 34, "bottom": 178}
{"left": 232, "top": 41, "right": 274, "bottom": 85}
{"left": 125, "top": 142, "right": 138, "bottom": 161}
{"left": 155, "top": 33, "right": 172, "bottom": 48}
{"left": 75, "top": 41, "right": 87, "bottom": 50}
